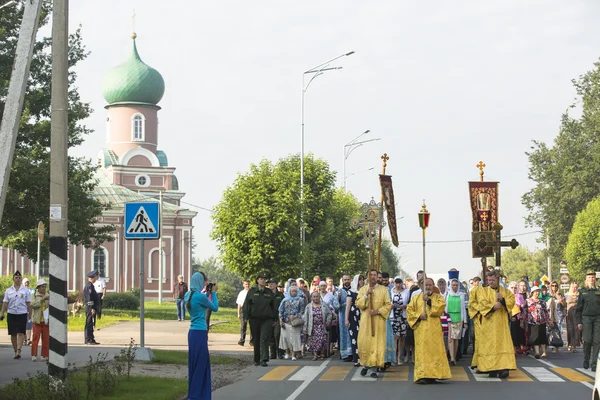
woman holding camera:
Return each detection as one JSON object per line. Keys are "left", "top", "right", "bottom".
{"left": 186, "top": 272, "right": 218, "bottom": 400}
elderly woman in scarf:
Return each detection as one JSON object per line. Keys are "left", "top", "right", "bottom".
{"left": 345, "top": 274, "right": 364, "bottom": 366}
{"left": 278, "top": 285, "right": 305, "bottom": 360}
{"left": 185, "top": 272, "right": 218, "bottom": 400}
{"left": 511, "top": 280, "right": 528, "bottom": 355}
{"left": 445, "top": 278, "right": 467, "bottom": 365}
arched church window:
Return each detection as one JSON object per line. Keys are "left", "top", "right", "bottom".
{"left": 131, "top": 114, "right": 145, "bottom": 141}
{"left": 93, "top": 248, "right": 108, "bottom": 277}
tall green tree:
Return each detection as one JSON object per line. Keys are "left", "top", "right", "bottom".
{"left": 0, "top": 4, "right": 113, "bottom": 259}
{"left": 565, "top": 196, "right": 600, "bottom": 284}
{"left": 211, "top": 154, "right": 367, "bottom": 281}
{"left": 192, "top": 256, "right": 243, "bottom": 308}
{"left": 379, "top": 239, "right": 407, "bottom": 279}
{"left": 523, "top": 59, "right": 600, "bottom": 262}
{"left": 500, "top": 247, "right": 547, "bottom": 282}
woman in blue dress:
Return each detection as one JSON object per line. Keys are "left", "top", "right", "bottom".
{"left": 186, "top": 272, "right": 218, "bottom": 400}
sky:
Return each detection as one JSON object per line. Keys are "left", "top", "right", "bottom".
{"left": 59, "top": 0, "right": 600, "bottom": 280}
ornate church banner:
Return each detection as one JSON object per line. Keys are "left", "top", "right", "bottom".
{"left": 468, "top": 181, "right": 499, "bottom": 232}
{"left": 379, "top": 174, "right": 399, "bottom": 247}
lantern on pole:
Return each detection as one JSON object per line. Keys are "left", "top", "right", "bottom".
{"left": 418, "top": 201, "right": 430, "bottom": 313}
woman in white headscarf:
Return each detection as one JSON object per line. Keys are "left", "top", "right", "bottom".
{"left": 445, "top": 279, "right": 467, "bottom": 365}
{"left": 279, "top": 285, "right": 305, "bottom": 360}
{"left": 345, "top": 274, "right": 364, "bottom": 366}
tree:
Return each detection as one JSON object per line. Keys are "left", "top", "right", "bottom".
{"left": 0, "top": 4, "right": 113, "bottom": 259}
{"left": 211, "top": 154, "right": 367, "bottom": 281}
{"left": 192, "top": 256, "right": 243, "bottom": 308}
{"left": 523, "top": 59, "right": 600, "bottom": 262}
{"left": 565, "top": 196, "right": 600, "bottom": 284}
{"left": 379, "top": 239, "right": 408, "bottom": 279}
{"left": 499, "top": 247, "right": 547, "bottom": 283}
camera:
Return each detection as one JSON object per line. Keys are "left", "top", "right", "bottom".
{"left": 206, "top": 283, "right": 214, "bottom": 292}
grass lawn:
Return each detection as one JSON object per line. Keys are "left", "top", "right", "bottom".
{"left": 73, "top": 375, "right": 187, "bottom": 400}
{"left": 150, "top": 349, "right": 237, "bottom": 366}
{"left": 0, "top": 302, "right": 239, "bottom": 333}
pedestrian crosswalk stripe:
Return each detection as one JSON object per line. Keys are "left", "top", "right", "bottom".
{"left": 506, "top": 368, "right": 533, "bottom": 382}
{"left": 576, "top": 368, "right": 595, "bottom": 378}
{"left": 351, "top": 368, "right": 377, "bottom": 381}
{"left": 450, "top": 366, "right": 470, "bottom": 381}
{"left": 382, "top": 366, "right": 409, "bottom": 381}
{"left": 256, "top": 365, "right": 594, "bottom": 383}
{"left": 289, "top": 366, "right": 323, "bottom": 381}
{"left": 319, "top": 366, "right": 353, "bottom": 381}
{"left": 552, "top": 367, "right": 593, "bottom": 382}
{"left": 522, "top": 367, "right": 564, "bottom": 382}
{"left": 467, "top": 367, "right": 501, "bottom": 382}
{"left": 259, "top": 366, "right": 299, "bottom": 381}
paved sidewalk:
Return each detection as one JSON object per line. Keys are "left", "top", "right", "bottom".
{"left": 0, "top": 320, "right": 250, "bottom": 387}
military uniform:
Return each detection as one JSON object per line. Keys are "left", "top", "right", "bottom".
{"left": 269, "top": 281, "right": 285, "bottom": 359}
{"left": 83, "top": 270, "right": 100, "bottom": 345}
{"left": 575, "top": 270, "right": 600, "bottom": 370}
{"left": 243, "top": 272, "right": 277, "bottom": 366}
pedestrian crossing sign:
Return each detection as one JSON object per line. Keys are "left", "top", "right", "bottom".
{"left": 124, "top": 202, "right": 160, "bottom": 240}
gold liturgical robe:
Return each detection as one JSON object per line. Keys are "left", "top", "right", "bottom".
{"left": 467, "top": 286, "right": 482, "bottom": 368}
{"left": 356, "top": 285, "right": 391, "bottom": 367}
{"left": 407, "top": 293, "right": 452, "bottom": 382}
{"left": 473, "top": 286, "right": 517, "bottom": 372}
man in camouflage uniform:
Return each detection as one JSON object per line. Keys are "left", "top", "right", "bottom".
{"left": 243, "top": 271, "right": 277, "bottom": 367}
{"left": 268, "top": 279, "right": 285, "bottom": 359}
{"left": 576, "top": 269, "right": 600, "bottom": 371}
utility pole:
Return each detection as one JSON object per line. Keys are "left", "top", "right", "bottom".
{"left": 48, "top": 0, "right": 69, "bottom": 381}
{"left": 0, "top": 0, "right": 43, "bottom": 225}
{"left": 158, "top": 190, "right": 163, "bottom": 304}
{"left": 546, "top": 233, "right": 551, "bottom": 282}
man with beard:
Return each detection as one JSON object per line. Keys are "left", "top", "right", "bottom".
{"left": 357, "top": 269, "right": 392, "bottom": 378}
{"left": 471, "top": 270, "right": 516, "bottom": 378}
{"left": 407, "top": 278, "right": 451, "bottom": 384}
{"left": 336, "top": 274, "right": 353, "bottom": 361}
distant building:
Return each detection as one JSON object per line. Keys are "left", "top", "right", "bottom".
{"left": 0, "top": 32, "right": 197, "bottom": 297}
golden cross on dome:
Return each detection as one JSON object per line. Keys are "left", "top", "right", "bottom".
{"left": 381, "top": 153, "right": 389, "bottom": 174}
{"left": 131, "top": 9, "right": 137, "bottom": 39}
{"left": 476, "top": 160, "right": 486, "bottom": 182}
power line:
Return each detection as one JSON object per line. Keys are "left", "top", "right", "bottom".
{"left": 396, "top": 230, "right": 542, "bottom": 244}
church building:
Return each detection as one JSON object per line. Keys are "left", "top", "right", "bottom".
{"left": 0, "top": 32, "right": 197, "bottom": 298}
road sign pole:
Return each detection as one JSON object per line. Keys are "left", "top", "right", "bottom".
{"left": 140, "top": 238, "right": 145, "bottom": 348}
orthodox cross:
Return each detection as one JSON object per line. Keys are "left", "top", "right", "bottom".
{"left": 381, "top": 153, "right": 389, "bottom": 172}
{"left": 475, "top": 222, "right": 519, "bottom": 268}
{"left": 350, "top": 198, "right": 385, "bottom": 269}
{"left": 131, "top": 9, "right": 137, "bottom": 39}
{"left": 476, "top": 160, "right": 486, "bottom": 182}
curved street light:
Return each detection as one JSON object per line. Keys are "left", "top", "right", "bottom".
{"left": 300, "top": 51, "right": 355, "bottom": 266}
{"left": 343, "top": 129, "right": 380, "bottom": 191}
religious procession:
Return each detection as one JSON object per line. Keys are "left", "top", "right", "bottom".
{"left": 236, "top": 157, "right": 599, "bottom": 386}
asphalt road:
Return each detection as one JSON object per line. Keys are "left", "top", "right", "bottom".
{"left": 213, "top": 349, "right": 595, "bottom": 400}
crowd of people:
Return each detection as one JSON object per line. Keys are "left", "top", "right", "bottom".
{"left": 230, "top": 266, "right": 600, "bottom": 383}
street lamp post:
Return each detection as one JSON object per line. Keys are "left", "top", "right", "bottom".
{"left": 418, "top": 201, "right": 430, "bottom": 314}
{"left": 300, "top": 51, "right": 354, "bottom": 271}
{"left": 343, "top": 130, "right": 380, "bottom": 191}
{"left": 344, "top": 166, "right": 374, "bottom": 187}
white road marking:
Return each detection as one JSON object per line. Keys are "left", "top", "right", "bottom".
{"left": 577, "top": 368, "right": 595, "bottom": 378}
{"left": 350, "top": 368, "right": 378, "bottom": 381}
{"left": 522, "top": 367, "right": 564, "bottom": 382}
{"left": 581, "top": 382, "right": 594, "bottom": 390}
{"left": 285, "top": 360, "right": 330, "bottom": 400}
{"left": 527, "top": 354, "right": 557, "bottom": 368}
{"left": 289, "top": 366, "right": 325, "bottom": 381}
{"left": 466, "top": 367, "right": 501, "bottom": 382}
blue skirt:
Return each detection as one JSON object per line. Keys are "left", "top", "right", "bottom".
{"left": 188, "top": 330, "right": 211, "bottom": 400}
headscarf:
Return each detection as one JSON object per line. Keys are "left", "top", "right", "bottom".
{"left": 447, "top": 279, "right": 461, "bottom": 297}
{"left": 184, "top": 272, "right": 204, "bottom": 303}
{"left": 282, "top": 284, "right": 300, "bottom": 303}
{"left": 351, "top": 274, "right": 362, "bottom": 292}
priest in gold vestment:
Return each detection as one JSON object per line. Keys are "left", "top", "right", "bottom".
{"left": 471, "top": 270, "right": 517, "bottom": 378}
{"left": 468, "top": 283, "right": 483, "bottom": 369}
{"left": 357, "top": 269, "right": 392, "bottom": 378}
{"left": 407, "top": 278, "right": 452, "bottom": 384}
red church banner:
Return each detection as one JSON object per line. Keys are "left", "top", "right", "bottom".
{"left": 468, "top": 181, "right": 499, "bottom": 233}
{"left": 379, "top": 174, "right": 399, "bottom": 247}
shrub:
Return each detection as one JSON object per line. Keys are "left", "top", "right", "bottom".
{"left": 102, "top": 293, "right": 139, "bottom": 310}
{"left": 68, "top": 291, "right": 81, "bottom": 304}
{"left": 128, "top": 287, "right": 140, "bottom": 299}
{"left": 0, "top": 370, "right": 80, "bottom": 400}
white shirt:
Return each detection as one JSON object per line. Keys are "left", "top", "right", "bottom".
{"left": 236, "top": 289, "right": 248, "bottom": 307}
{"left": 3, "top": 285, "right": 31, "bottom": 314}
{"left": 94, "top": 278, "right": 106, "bottom": 297}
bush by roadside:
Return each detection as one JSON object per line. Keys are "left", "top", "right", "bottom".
{"left": 103, "top": 293, "right": 139, "bottom": 310}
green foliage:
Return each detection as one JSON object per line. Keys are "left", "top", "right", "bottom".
{"left": 565, "top": 196, "right": 600, "bottom": 284}
{"left": 523, "top": 59, "right": 600, "bottom": 262}
{"left": 211, "top": 154, "right": 367, "bottom": 280}
{"left": 499, "top": 247, "right": 547, "bottom": 282}
{"left": 0, "top": 370, "right": 81, "bottom": 400}
{"left": 103, "top": 293, "right": 139, "bottom": 311}
{"left": 0, "top": 2, "right": 113, "bottom": 260}
{"left": 0, "top": 275, "right": 36, "bottom": 299}
{"left": 193, "top": 257, "right": 242, "bottom": 308}
{"left": 379, "top": 239, "right": 408, "bottom": 278}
